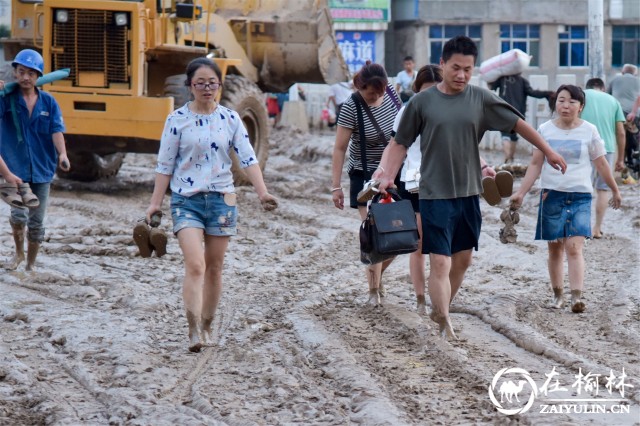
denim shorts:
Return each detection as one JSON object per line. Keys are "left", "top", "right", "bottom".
{"left": 535, "top": 190, "right": 591, "bottom": 241}
{"left": 170, "top": 191, "right": 237, "bottom": 236}
{"left": 419, "top": 196, "right": 481, "bottom": 256}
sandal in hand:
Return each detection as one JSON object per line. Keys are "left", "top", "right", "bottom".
{"left": 0, "top": 182, "right": 24, "bottom": 208}
{"left": 17, "top": 183, "right": 40, "bottom": 208}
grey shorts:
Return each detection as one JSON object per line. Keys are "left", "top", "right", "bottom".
{"left": 592, "top": 153, "right": 614, "bottom": 191}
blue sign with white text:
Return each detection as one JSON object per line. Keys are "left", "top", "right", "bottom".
{"left": 336, "top": 31, "right": 376, "bottom": 75}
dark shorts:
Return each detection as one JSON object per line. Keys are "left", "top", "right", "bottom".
{"left": 535, "top": 190, "right": 591, "bottom": 241}
{"left": 396, "top": 179, "right": 420, "bottom": 213}
{"left": 419, "top": 196, "right": 481, "bottom": 256}
{"left": 348, "top": 169, "right": 402, "bottom": 209}
{"left": 501, "top": 131, "right": 518, "bottom": 142}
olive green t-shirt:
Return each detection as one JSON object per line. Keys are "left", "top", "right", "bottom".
{"left": 395, "top": 84, "right": 522, "bottom": 200}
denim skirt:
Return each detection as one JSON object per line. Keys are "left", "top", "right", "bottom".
{"left": 535, "top": 190, "right": 591, "bottom": 241}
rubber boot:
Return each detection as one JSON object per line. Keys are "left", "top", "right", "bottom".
{"left": 6, "top": 222, "right": 25, "bottom": 270}
{"left": 570, "top": 290, "right": 585, "bottom": 313}
{"left": 26, "top": 241, "right": 41, "bottom": 271}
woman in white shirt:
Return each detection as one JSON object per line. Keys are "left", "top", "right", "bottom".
{"left": 511, "top": 85, "right": 621, "bottom": 313}
{"left": 146, "top": 58, "right": 278, "bottom": 352}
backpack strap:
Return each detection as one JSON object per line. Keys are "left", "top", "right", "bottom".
{"left": 385, "top": 86, "right": 402, "bottom": 111}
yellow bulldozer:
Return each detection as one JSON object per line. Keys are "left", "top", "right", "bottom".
{"left": 2, "top": 0, "right": 348, "bottom": 181}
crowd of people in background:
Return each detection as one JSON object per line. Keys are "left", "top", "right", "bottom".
{"left": 331, "top": 36, "right": 630, "bottom": 340}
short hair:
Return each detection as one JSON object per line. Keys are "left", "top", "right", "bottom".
{"left": 622, "top": 64, "right": 638, "bottom": 75}
{"left": 403, "top": 56, "right": 414, "bottom": 62}
{"left": 442, "top": 35, "right": 478, "bottom": 63}
{"left": 352, "top": 61, "right": 388, "bottom": 94}
{"left": 412, "top": 65, "right": 442, "bottom": 92}
{"left": 551, "top": 84, "right": 585, "bottom": 112}
{"left": 585, "top": 78, "right": 605, "bottom": 90}
{"left": 185, "top": 57, "right": 222, "bottom": 86}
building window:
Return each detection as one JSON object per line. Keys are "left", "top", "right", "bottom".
{"left": 500, "top": 24, "right": 540, "bottom": 66}
{"left": 429, "top": 25, "right": 482, "bottom": 65}
{"left": 612, "top": 25, "right": 640, "bottom": 67}
{"left": 558, "top": 25, "right": 588, "bottom": 67}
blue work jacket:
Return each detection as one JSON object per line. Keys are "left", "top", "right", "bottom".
{"left": 0, "top": 89, "right": 65, "bottom": 183}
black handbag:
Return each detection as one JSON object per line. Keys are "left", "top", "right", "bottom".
{"left": 360, "top": 189, "right": 420, "bottom": 265}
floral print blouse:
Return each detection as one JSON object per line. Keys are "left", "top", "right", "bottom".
{"left": 156, "top": 102, "right": 258, "bottom": 196}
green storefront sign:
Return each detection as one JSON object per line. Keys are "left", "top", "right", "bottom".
{"left": 329, "top": 0, "right": 390, "bottom": 23}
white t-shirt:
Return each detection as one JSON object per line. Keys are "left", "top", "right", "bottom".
{"left": 536, "top": 120, "right": 606, "bottom": 193}
{"left": 395, "top": 70, "right": 415, "bottom": 92}
{"left": 330, "top": 82, "right": 353, "bottom": 105}
{"left": 393, "top": 105, "right": 421, "bottom": 181}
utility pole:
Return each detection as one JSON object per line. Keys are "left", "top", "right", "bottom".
{"left": 588, "top": 0, "right": 604, "bottom": 80}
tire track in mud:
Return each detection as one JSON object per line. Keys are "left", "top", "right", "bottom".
{"left": 0, "top": 281, "right": 127, "bottom": 424}
{"left": 2, "top": 135, "right": 638, "bottom": 424}
{"left": 171, "top": 140, "right": 639, "bottom": 424}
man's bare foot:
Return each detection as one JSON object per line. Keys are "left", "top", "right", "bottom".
{"left": 367, "top": 289, "right": 381, "bottom": 306}
{"left": 5, "top": 253, "right": 25, "bottom": 270}
{"left": 416, "top": 295, "right": 427, "bottom": 316}
{"left": 429, "top": 310, "right": 458, "bottom": 340}
{"left": 378, "top": 281, "right": 386, "bottom": 298}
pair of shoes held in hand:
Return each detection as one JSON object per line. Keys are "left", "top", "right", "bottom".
{"left": 481, "top": 171, "right": 513, "bottom": 206}
{"left": 0, "top": 181, "right": 39, "bottom": 208}
{"left": 133, "top": 211, "right": 167, "bottom": 258}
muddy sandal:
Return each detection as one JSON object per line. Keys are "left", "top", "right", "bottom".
{"left": 133, "top": 219, "right": 152, "bottom": 258}
{"left": 17, "top": 183, "right": 39, "bottom": 208}
{"left": 149, "top": 228, "right": 167, "bottom": 257}
{"left": 495, "top": 171, "right": 514, "bottom": 198}
{"left": 481, "top": 177, "right": 501, "bottom": 206}
{"left": 0, "top": 183, "right": 24, "bottom": 208}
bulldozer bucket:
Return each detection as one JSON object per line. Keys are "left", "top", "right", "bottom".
{"left": 211, "top": 0, "right": 350, "bottom": 92}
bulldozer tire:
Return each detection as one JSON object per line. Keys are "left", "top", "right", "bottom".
{"left": 219, "top": 75, "right": 269, "bottom": 186}
{"left": 164, "top": 74, "right": 190, "bottom": 109}
{"left": 56, "top": 152, "right": 125, "bottom": 182}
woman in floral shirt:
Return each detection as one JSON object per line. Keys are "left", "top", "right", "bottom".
{"left": 146, "top": 58, "right": 278, "bottom": 352}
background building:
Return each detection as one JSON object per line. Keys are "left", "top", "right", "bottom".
{"left": 329, "top": 0, "right": 390, "bottom": 76}
{"left": 386, "top": 0, "right": 640, "bottom": 86}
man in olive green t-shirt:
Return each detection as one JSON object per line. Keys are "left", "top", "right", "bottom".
{"left": 374, "top": 36, "right": 567, "bottom": 340}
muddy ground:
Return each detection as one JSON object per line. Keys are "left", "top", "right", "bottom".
{"left": 0, "top": 127, "right": 639, "bottom": 425}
